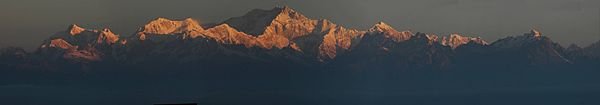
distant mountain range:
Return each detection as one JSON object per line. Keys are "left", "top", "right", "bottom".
{"left": 3, "top": 6, "right": 600, "bottom": 105}
{"left": 1, "top": 6, "right": 599, "bottom": 72}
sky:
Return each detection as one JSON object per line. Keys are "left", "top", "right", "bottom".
{"left": 0, "top": 0, "right": 599, "bottom": 50}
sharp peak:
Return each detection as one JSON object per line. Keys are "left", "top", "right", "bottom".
{"left": 228, "top": 6, "right": 308, "bottom": 22}
{"left": 276, "top": 6, "right": 310, "bottom": 20}
{"left": 373, "top": 21, "right": 392, "bottom": 28}
{"left": 267, "top": 6, "right": 309, "bottom": 20}
{"left": 274, "top": 5, "right": 296, "bottom": 13}
{"left": 369, "top": 21, "right": 398, "bottom": 32}
{"left": 68, "top": 24, "right": 86, "bottom": 35}
{"left": 68, "top": 24, "right": 85, "bottom": 30}
{"left": 375, "top": 21, "right": 389, "bottom": 26}
{"left": 183, "top": 18, "right": 199, "bottom": 23}
{"left": 530, "top": 28, "right": 542, "bottom": 37}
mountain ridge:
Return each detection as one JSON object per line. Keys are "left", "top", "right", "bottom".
{"left": 1, "top": 6, "right": 599, "bottom": 71}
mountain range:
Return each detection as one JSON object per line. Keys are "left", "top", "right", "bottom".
{"left": 3, "top": 6, "right": 600, "bottom": 105}
{"left": 1, "top": 6, "right": 600, "bottom": 72}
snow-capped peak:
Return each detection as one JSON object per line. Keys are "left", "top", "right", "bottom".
{"left": 492, "top": 29, "right": 552, "bottom": 49}
{"left": 369, "top": 21, "right": 394, "bottom": 32}
{"left": 442, "top": 34, "right": 488, "bottom": 49}
{"left": 140, "top": 17, "right": 204, "bottom": 35}
{"left": 98, "top": 28, "right": 119, "bottom": 44}
{"left": 368, "top": 21, "right": 412, "bottom": 42}
{"left": 529, "top": 29, "right": 542, "bottom": 37}
{"left": 68, "top": 24, "right": 86, "bottom": 35}
{"left": 274, "top": 6, "right": 309, "bottom": 21}
{"left": 223, "top": 6, "right": 313, "bottom": 36}
{"left": 279, "top": 6, "right": 296, "bottom": 15}
{"left": 50, "top": 39, "right": 73, "bottom": 49}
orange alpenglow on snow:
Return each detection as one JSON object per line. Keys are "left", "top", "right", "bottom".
{"left": 69, "top": 24, "right": 86, "bottom": 35}
{"left": 368, "top": 21, "right": 412, "bottom": 42}
{"left": 441, "top": 33, "right": 488, "bottom": 49}
{"left": 43, "top": 6, "right": 497, "bottom": 63}
{"left": 129, "top": 6, "right": 366, "bottom": 61}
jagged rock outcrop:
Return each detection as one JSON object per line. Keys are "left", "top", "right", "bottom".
{"left": 530, "top": 29, "right": 542, "bottom": 37}
{"left": 46, "top": 24, "right": 120, "bottom": 46}
{"left": 441, "top": 34, "right": 488, "bottom": 49}
{"left": 367, "top": 22, "right": 412, "bottom": 42}
{"left": 98, "top": 28, "right": 120, "bottom": 44}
